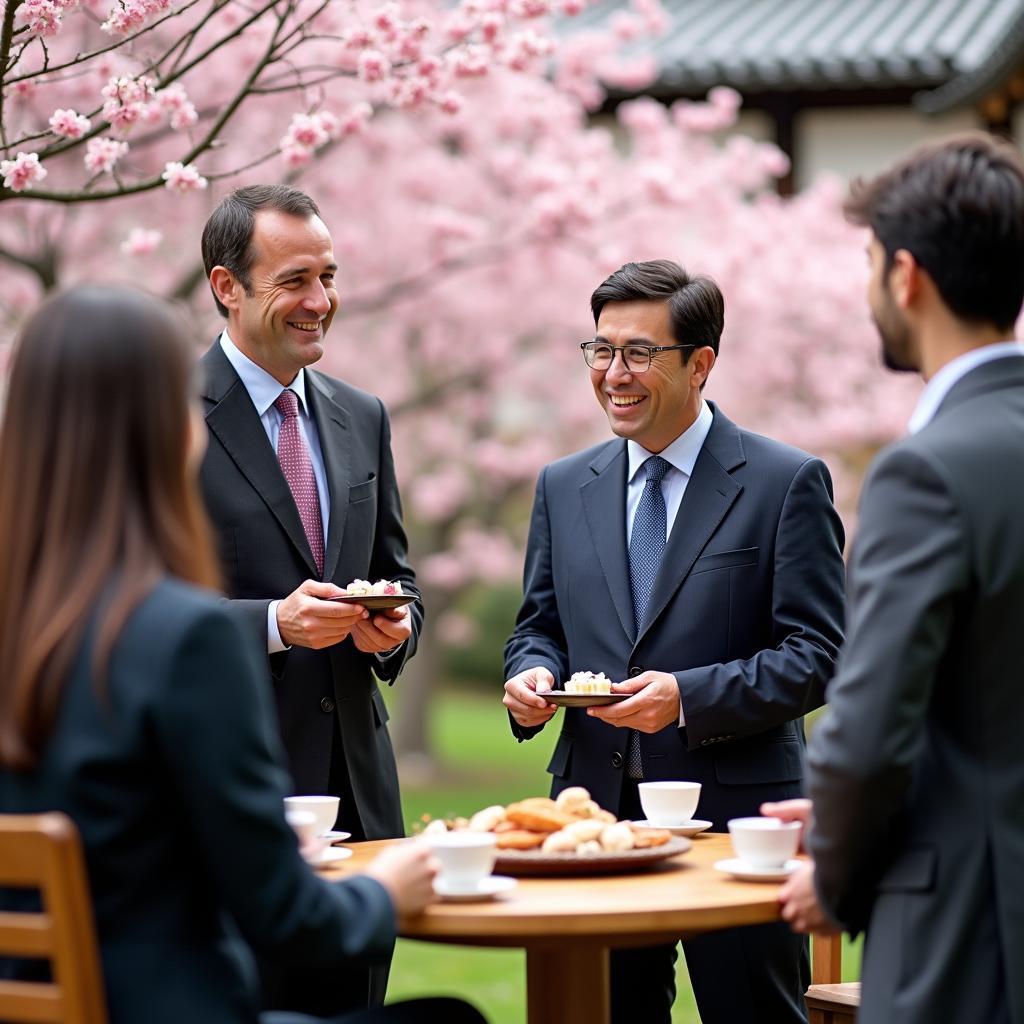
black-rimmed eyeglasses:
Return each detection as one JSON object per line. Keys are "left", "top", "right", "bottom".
{"left": 580, "top": 341, "right": 696, "bottom": 374}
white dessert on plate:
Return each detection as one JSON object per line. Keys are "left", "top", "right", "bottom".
{"left": 564, "top": 671, "right": 612, "bottom": 695}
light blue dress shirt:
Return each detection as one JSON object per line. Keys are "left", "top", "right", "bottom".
{"left": 624, "top": 399, "right": 714, "bottom": 725}
{"left": 220, "top": 331, "right": 332, "bottom": 652}
{"left": 907, "top": 340, "right": 1024, "bottom": 434}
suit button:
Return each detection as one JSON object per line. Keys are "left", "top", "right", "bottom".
{"left": 611, "top": 751, "right": 624, "bottom": 769}
{"left": 320, "top": 697, "right": 335, "bottom": 714}
{"left": 628, "top": 666, "right": 643, "bottom": 677}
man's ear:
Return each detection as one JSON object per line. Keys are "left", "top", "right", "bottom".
{"left": 890, "top": 248, "right": 920, "bottom": 310}
{"left": 690, "top": 346, "right": 716, "bottom": 389}
{"left": 209, "top": 266, "right": 240, "bottom": 313}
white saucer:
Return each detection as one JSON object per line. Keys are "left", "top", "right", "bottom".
{"left": 312, "top": 846, "right": 353, "bottom": 868}
{"left": 714, "top": 857, "right": 802, "bottom": 882}
{"left": 322, "top": 830, "right": 352, "bottom": 843}
{"left": 632, "top": 819, "right": 713, "bottom": 838}
{"left": 433, "top": 875, "right": 517, "bottom": 902}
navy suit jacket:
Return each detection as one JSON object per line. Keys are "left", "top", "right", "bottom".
{"left": 505, "top": 404, "right": 846, "bottom": 824}
{"left": 0, "top": 579, "right": 394, "bottom": 1024}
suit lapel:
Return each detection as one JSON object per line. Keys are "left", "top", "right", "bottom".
{"left": 306, "top": 372, "right": 352, "bottom": 584}
{"left": 200, "top": 342, "right": 320, "bottom": 578}
{"left": 581, "top": 442, "right": 635, "bottom": 642}
{"left": 635, "top": 406, "right": 744, "bottom": 646}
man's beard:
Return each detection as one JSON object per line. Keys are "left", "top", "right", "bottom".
{"left": 872, "top": 311, "right": 917, "bottom": 374}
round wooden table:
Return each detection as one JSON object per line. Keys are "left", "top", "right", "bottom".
{"left": 325, "top": 833, "right": 790, "bottom": 1024}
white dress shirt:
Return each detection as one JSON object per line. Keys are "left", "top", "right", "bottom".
{"left": 908, "top": 341, "right": 1024, "bottom": 434}
{"left": 219, "top": 331, "right": 332, "bottom": 652}
{"left": 625, "top": 399, "right": 714, "bottom": 725}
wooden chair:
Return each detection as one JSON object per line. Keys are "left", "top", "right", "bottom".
{"left": 806, "top": 931, "right": 860, "bottom": 1023}
{"left": 0, "top": 813, "right": 108, "bottom": 1024}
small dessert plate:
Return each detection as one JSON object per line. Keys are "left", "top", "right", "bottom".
{"left": 543, "top": 691, "right": 630, "bottom": 708}
{"left": 322, "top": 830, "right": 352, "bottom": 844}
{"left": 632, "top": 819, "right": 713, "bottom": 838}
{"left": 713, "top": 857, "right": 802, "bottom": 882}
{"left": 433, "top": 875, "right": 518, "bottom": 902}
{"left": 313, "top": 846, "right": 353, "bottom": 868}
{"left": 326, "top": 594, "right": 416, "bottom": 610}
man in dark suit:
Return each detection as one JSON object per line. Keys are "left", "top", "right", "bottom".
{"left": 197, "top": 185, "right": 422, "bottom": 1012}
{"left": 770, "top": 134, "right": 1024, "bottom": 1024}
{"left": 503, "top": 260, "right": 846, "bottom": 1024}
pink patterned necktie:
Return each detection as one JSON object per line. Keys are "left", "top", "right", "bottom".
{"left": 274, "top": 388, "right": 324, "bottom": 577}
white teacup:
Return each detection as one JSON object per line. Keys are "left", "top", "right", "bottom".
{"left": 425, "top": 831, "right": 497, "bottom": 889}
{"left": 285, "top": 809, "right": 318, "bottom": 846}
{"left": 728, "top": 817, "right": 801, "bottom": 868}
{"left": 284, "top": 795, "right": 339, "bottom": 837}
{"left": 638, "top": 781, "right": 702, "bottom": 825}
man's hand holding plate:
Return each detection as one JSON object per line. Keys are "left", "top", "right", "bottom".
{"left": 277, "top": 580, "right": 367, "bottom": 649}
{"left": 351, "top": 605, "right": 412, "bottom": 654}
{"left": 588, "top": 670, "right": 680, "bottom": 732}
{"left": 503, "top": 667, "right": 558, "bottom": 728}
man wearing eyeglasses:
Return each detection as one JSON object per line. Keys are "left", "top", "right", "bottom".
{"left": 503, "top": 260, "right": 846, "bottom": 1024}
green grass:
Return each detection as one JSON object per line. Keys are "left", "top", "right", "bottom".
{"left": 383, "top": 689, "right": 860, "bottom": 1023}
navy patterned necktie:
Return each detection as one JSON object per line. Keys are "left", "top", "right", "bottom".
{"left": 625, "top": 455, "right": 671, "bottom": 780}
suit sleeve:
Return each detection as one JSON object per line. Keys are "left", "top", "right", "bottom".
{"left": 673, "top": 456, "right": 846, "bottom": 747}
{"left": 367, "top": 399, "right": 423, "bottom": 683}
{"left": 503, "top": 467, "right": 570, "bottom": 741}
{"left": 807, "top": 446, "right": 966, "bottom": 934}
{"left": 153, "top": 605, "right": 395, "bottom": 965}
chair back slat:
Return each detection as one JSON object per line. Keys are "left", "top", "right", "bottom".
{"left": 0, "top": 913, "right": 56, "bottom": 957}
{"left": 0, "top": 814, "right": 108, "bottom": 1024}
{"left": 0, "top": 980, "right": 63, "bottom": 1022}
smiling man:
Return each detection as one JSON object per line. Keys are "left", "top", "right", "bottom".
{"left": 503, "top": 260, "right": 846, "bottom": 1024}
{"left": 197, "top": 185, "right": 422, "bottom": 1016}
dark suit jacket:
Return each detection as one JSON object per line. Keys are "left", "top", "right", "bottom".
{"left": 199, "top": 341, "right": 422, "bottom": 839}
{"left": 808, "top": 356, "right": 1024, "bottom": 1024}
{"left": 505, "top": 404, "right": 846, "bottom": 826}
{"left": 0, "top": 579, "right": 395, "bottom": 1024}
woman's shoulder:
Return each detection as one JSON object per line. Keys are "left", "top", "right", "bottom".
{"left": 122, "top": 579, "right": 251, "bottom": 660}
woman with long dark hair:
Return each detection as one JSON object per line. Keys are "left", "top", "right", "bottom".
{"left": 0, "top": 286, "right": 481, "bottom": 1024}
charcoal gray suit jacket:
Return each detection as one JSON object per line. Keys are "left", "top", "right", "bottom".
{"left": 199, "top": 341, "right": 421, "bottom": 839}
{"left": 808, "top": 355, "right": 1024, "bottom": 1024}
{"left": 505, "top": 403, "right": 846, "bottom": 827}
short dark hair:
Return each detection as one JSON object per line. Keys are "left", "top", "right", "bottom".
{"left": 201, "top": 185, "right": 322, "bottom": 317}
{"left": 844, "top": 132, "right": 1024, "bottom": 331}
{"left": 590, "top": 259, "right": 725, "bottom": 355}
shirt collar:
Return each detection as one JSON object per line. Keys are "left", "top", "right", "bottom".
{"left": 219, "top": 330, "right": 310, "bottom": 418}
{"left": 907, "top": 341, "right": 1024, "bottom": 434}
{"left": 627, "top": 399, "right": 714, "bottom": 482}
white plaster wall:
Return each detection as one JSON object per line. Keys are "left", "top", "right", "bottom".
{"left": 793, "top": 106, "right": 981, "bottom": 188}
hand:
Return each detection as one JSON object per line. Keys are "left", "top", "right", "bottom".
{"left": 351, "top": 606, "right": 413, "bottom": 655}
{"left": 364, "top": 840, "right": 439, "bottom": 917}
{"left": 588, "top": 671, "right": 680, "bottom": 733}
{"left": 760, "top": 798, "right": 812, "bottom": 851}
{"left": 276, "top": 580, "right": 367, "bottom": 649}
{"left": 778, "top": 861, "right": 839, "bottom": 936}
{"left": 503, "top": 667, "right": 558, "bottom": 728}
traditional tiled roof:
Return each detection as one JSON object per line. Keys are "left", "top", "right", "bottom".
{"left": 582, "top": 0, "right": 1024, "bottom": 112}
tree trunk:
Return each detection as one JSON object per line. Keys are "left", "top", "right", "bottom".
{"left": 391, "top": 587, "right": 449, "bottom": 783}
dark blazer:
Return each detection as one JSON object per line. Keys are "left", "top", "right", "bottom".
{"left": 199, "top": 341, "right": 422, "bottom": 840}
{"left": 808, "top": 356, "right": 1024, "bottom": 1024}
{"left": 505, "top": 403, "right": 846, "bottom": 826}
{"left": 0, "top": 580, "right": 395, "bottom": 1024}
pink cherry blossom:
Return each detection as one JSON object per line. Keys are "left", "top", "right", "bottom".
{"left": 120, "top": 227, "right": 162, "bottom": 255}
{"left": 84, "top": 137, "right": 129, "bottom": 173}
{"left": 0, "top": 152, "right": 47, "bottom": 192}
{"left": 48, "top": 108, "right": 91, "bottom": 139}
{"left": 14, "top": 0, "right": 65, "bottom": 38}
{"left": 160, "top": 161, "right": 207, "bottom": 194}
{"left": 357, "top": 50, "right": 391, "bottom": 83}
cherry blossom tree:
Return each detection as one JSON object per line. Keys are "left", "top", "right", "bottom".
{"left": 0, "top": 0, "right": 920, "bottom": 769}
